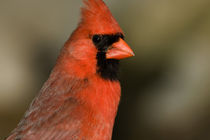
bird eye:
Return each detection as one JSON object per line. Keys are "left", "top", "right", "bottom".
{"left": 92, "top": 35, "right": 102, "bottom": 44}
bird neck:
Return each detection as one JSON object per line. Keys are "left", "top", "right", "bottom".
{"left": 74, "top": 75, "right": 121, "bottom": 140}
{"left": 54, "top": 49, "right": 121, "bottom": 139}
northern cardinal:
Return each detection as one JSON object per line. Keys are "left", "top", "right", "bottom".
{"left": 6, "top": 0, "right": 134, "bottom": 140}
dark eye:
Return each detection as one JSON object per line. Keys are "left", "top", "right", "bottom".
{"left": 92, "top": 35, "right": 102, "bottom": 44}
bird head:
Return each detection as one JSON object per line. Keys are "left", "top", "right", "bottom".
{"left": 61, "top": 0, "right": 134, "bottom": 80}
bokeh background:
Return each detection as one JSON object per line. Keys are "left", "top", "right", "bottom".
{"left": 1, "top": 0, "right": 210, "bottom": 139}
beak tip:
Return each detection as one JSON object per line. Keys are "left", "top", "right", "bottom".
{"left": 127, "top": 50, "right": 135, "bottom": 57}
{"left": 131, "top": 52, "right": 135, "bottom": 56}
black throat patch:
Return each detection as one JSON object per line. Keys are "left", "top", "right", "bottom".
{"left": 92, "top": 33, "right": 124, "bottom": 81}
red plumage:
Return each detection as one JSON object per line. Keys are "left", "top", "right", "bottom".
{"left": 7, "top": 0, "right": 134, "bottom": 140}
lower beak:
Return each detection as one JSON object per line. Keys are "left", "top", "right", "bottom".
{"left": 106, "top": 38, "right": 135, "bottom": 60}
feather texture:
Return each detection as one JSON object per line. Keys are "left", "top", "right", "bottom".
{"left": 6, "top": 0, "right": 131, "bottom": 140}
{"left": 7, "top": 67, "right": 121, "bottom": 140}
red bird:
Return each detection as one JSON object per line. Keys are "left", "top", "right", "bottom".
{"left": 7, "top": 0, "right": 134, "bottom": 140}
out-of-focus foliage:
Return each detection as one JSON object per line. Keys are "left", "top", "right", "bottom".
{"left": 0, "top": 0, "right": 210, "bottom": 139}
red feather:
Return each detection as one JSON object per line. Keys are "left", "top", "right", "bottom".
{"left": 7, "top": 0, "right": 133, "bottom": 140}
{"left": 7, "top": 69, "right": 120, "bottom": 140}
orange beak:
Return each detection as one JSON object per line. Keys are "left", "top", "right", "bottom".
{"left": 106, "top": 38, "right": 135, "bottom": 60}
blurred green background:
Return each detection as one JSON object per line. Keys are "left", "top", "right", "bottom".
{"left": 1, "top": 0, "right": 210, "bottom": 140}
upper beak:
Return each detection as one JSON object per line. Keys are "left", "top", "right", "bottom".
{"left": 106, "top": 38, "right": 135, "bottom": 60}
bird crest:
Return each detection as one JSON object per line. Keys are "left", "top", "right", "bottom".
{"left": 80, "top": 0, "right": 123, "bottom": 34}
